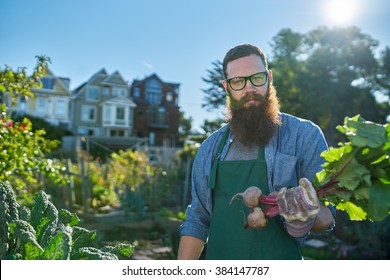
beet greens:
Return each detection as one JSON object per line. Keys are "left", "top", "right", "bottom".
{"left": 259, "top": 115, "right": 390, "bottom": 221}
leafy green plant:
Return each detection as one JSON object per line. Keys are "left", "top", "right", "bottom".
{"left": 312, "top": 115, "right": 390, "bottom": 221}
{"left": 257, "top": 115, "right": 390, "bottom": 222}
{"left": 0, "top": 181, "right": 133, "bottom": 260}
{"left": 1, "top": 56, "right": 67, "bottom": 192}
{"left": 0, "top": 105, "right": 66, "bottom": 190}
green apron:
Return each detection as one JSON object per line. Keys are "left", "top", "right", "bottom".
{"left": 206, "top": 128, "right": 301, "bottom": 260}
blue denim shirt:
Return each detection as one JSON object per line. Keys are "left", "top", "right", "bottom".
{"left": 180, "top": 113, "right": 331, "bottom": 242}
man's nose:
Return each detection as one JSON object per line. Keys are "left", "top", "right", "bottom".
{"left": 243, "top": 79, "right": 256, "bottom": 92}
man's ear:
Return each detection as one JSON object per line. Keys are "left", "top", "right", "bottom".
{"left": 268, "top": 69, "right": 273, "bottom": 84}
{"left": 221, "top": 80, "right": 229, "bottom": 93}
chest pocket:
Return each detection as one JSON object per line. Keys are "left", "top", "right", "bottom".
{"left": 272, "top": 152, "right": 298, "bottom": 191}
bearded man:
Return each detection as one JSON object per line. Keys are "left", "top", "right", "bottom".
{"left": 178, "top": 44, "right": 335, "bottom": 260}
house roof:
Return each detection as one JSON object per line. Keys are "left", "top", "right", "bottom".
{"left": 131, "top": 73, "right": 180, "bottom": 92}
{"left": 101, "top": 71, "right": 128, "bottom": 86}
{"left": 71, "top": 68, "right": 129, "bottom": 97}
{"left": 100, "top": 95, "right": 136, "bottom": 107}
{"left": 34, "top": 68, "right": 72, "bottom": 95}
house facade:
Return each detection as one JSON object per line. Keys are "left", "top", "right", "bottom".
{"left": 130, "top": 73, "right": 180, "bottom": 147}
{"left": 69, "top": 69, "right": 136, "bottom": 139}
{"left": 5, "top": 68, "right": 72, "bottom": 128}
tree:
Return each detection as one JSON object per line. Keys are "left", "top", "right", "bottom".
{"left": 201, "top": 118, "right": 225, "bottom": 135}
{"left": 201, "top": 60, "right": 225, "bottom": 112}
{"left": 178, "top": 112, "right": 193, "bottom": 143}
{"left": 376, "top": 47, "right": 390, "bottom": 99}
{"left": 0, "top": 56, "right": 66, "bottom": 192}
{"left": 268, "top": 28, "right": 307, "bottom": 116}
{"left": 300, "top": 26, "right": 388, "bottom": 144}
{"left": 201, "top": 27, "right": 389, "bottom": 145}
{"left": 0, "top": 55, "right": 50, "bottom": 105}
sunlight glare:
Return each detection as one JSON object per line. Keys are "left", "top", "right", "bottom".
{"left": 325, "top": 0, "right": 358, "bottom": 26}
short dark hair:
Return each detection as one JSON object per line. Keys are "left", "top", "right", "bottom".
{"left": 222, "top": 44, "right": 268, "bottom": 79}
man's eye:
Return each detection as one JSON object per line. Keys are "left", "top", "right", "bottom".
{"left": 252, "top": 74, "right": 266, "bottom": 84}
{"left": 231, "top": 78, "right": 244, "bottom": 85}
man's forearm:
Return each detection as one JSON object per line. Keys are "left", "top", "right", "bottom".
{"left": 177, "top": 235, "right": 205, "bottom": 260}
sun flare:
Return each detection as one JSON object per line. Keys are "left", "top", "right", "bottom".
{"left": 325, "top": 0, "right": 358, "bottom": 26}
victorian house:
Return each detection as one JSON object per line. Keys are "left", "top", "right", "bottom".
{"left": 130, "top": 73, "right": 180, "bottom": 147}
{"left": 68, "top": 69, "right": 138, "bottom": 151}
{"left": 5, "top": 68, "right": 72, "bottom": 129}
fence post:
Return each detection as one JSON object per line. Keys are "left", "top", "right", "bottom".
{"left": 65, "top": 159, "right": 75, "bottom": 211}
{"left": 80, "top": 158, "right": 89, "bottom": 213}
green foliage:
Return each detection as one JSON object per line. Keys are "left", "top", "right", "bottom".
{"left": 107, "top": 149, "right": 151, "bottom": 193}
{"left": 12, "top": 113, "right": 72, "bottom": 141}
{"left": 0, "top": 105, "right": 66, "bottom": 190}
{"left": 201, "top": 60, "right": 225, "bottom": 111}
{"left": 158, "top": 207, "right": 186, "bottom": 221}
{"left": 201, "top": 118, "right": 225, "bottom": 135}
{"left": 270, "top": 26, "right": 389, "bottom": 145}
{"left": 0, "top": 181, "right": 133, "bottom": 260}
{"left": 201, "top": 27, "right": 389, "bottom": 144}
{"left": 177, "top": 143, "right": 199, "bottom": 162}
{"left": 71, "top": 149, "right": 153, "bottom": 212}
{"left": 0, "top": 56, "right": 67, "bottom": 192}
{"left": 178, "top": 112, "right": 193, "bottom": 142}
{"left": 0, "top": 55, "right": 50, "bottom": 105}
{"left": 313, "top": 115, "right": 390, "bottom": 221}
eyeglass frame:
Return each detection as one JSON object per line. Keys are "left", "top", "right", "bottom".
{"left": 225, "top": 71, "right": 269, "bottom": 91}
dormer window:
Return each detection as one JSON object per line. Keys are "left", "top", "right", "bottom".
{"left": 86, "top": 86, "right": 99, "bottom": 101}
{"left": 112, "top": 87, "right": 127, "bottom": 97}
{"left": 41, "top": 77, "right": 55, "bottom": 90}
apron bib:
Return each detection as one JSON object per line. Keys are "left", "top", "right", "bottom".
{"left": 206, "top": 128, "right": 301, "bottom": 260}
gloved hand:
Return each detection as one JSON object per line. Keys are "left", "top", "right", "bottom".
{"left": 276, "top": 178, "right": 320, "bottom": 222}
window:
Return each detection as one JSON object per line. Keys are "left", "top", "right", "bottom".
{"left": 116, "top": 106, "right": 125, "bottom": 120}
{"left": 133, "top": 87, "right": 141, "bottom": 98}
{"left": 112, "top": 87, "right": 127, "bottom": 97}
{"left": 41, "top": 77, "right": 55, "bottom": 90}
{"left": 56, "top": 99, "right": 66, "bottom": 117}
{"left": 146, "top": 79, "right": 162, "bottom": 106}
{"left": 17, "top": 95, "right": 26, "bottom": 113}
{"left": 77, "top": 127, "right": 98, "bottom": 136}
{"left": 157, "top": 107, "right": 166, "bottom": 125}
{"left": 166, "top": 92, "right": 174, "bottom": 102}
{"left": 36, "top": 98, "right": 46, "bottom": 115}
{"left": 104, "top": 105, "right": 111, "bottom": 122}
{"left": 81, "top": 105, "right": 96, "bottom": 121}
{"left": 102, "top": 87, "right": 109, "bottom": 96}
{"left": 87, "top": 86, "right": 99, "bottom": 101}
{"left": 149, "top": 132, "right": 155, "bottom": 146}
{"left": 110, "top": 129, "right": 125, "bottom": 137}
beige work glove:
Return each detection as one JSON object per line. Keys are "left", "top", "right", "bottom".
{"left": 276, "top": 178, "right": 320, "bottom": 222}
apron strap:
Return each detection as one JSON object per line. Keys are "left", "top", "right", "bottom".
{"left": 208, "top": 127, "right": 230, "bottom": 189}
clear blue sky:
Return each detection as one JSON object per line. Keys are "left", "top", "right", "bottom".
{"left": 1, "top": 0, "right": 389, "bottom": 131}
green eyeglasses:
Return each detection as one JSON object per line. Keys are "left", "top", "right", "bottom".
{"left": 226, "top": 71, "right": 268, "bottom": 91}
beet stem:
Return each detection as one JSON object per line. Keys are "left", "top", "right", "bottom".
{"left": 259, "top": 194, "right": 278, "bottom": 206}
{"left": 265, "top": 205, "right": 280, "bottom": 218}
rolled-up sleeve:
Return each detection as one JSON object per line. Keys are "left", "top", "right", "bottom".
{"left": 179, "top": 148, "right": 211, "bottom": 241}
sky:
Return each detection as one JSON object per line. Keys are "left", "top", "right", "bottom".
{"left": 1, "top": 0, "right": 389, "bottom": 132}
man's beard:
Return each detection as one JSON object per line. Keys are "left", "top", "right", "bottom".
{"left": 226, "top": 84, "right": 281, "bottom": 147}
